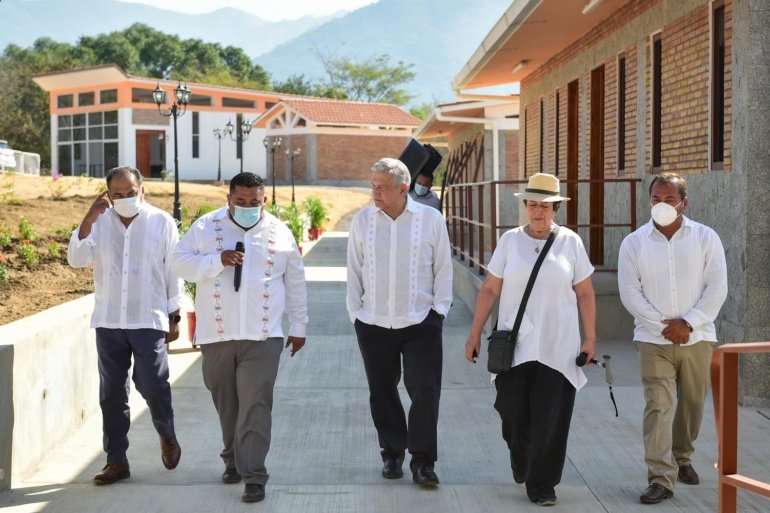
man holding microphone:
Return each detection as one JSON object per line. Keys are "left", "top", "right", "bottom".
{"left": 172, "top": 172, "right": 308, "bottom": 503}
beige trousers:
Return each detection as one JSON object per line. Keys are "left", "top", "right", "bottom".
{"left": 635, "top": 340, "right": 715, "bottom": 491}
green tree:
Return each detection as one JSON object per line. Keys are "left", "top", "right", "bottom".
{"left": 273, "top": 74, "right": 347, "bottom": 99}
{"left": 318, "top": 52, "right": 415, "bottom": 105}
{"left": 409, "top": 102, "right": 435, "bottom": 120}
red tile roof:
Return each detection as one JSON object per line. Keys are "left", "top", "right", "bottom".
{"left": 281, "top": 98, "right": 420, "bottom": 127}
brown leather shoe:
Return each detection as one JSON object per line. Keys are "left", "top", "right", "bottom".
{"left": 640, "top": 483, "right": 673, "bottom": 504}
{"left": 678, "top": 464, "right": 699, "bottom": 485}
{"left": 93, "top": 463, "right": 130, "bottom": 485}
{"left": 160, "top": 437, "right": 181, "bottom": 469}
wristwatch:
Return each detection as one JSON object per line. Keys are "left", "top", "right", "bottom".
{"left": 169, "top": 313, "right": 181, "bottom": 324}
{"left": 683, "top": 320, "right": 693, "bottom": 332}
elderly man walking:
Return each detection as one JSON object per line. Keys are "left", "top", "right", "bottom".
{"left": 68, "top": 166, "right": 183, "bottom": 485}
{"left": 347, "top": 157, "right": 453, "bottom": 487}
{"left": 618, "top": 171, "right": 727, "bottom": 505}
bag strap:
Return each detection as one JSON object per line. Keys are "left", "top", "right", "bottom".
{"left": 506, "top": 225, "right": 560, "bottom": 342}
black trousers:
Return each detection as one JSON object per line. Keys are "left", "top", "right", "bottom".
{"left": 494, "top": 361, "right": 576, "bottom": 501}
{"left": 354, "top": 311, "right": 443, "bottom": 467}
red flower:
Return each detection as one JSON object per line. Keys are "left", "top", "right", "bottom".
{"left": 0, "top": 255, "right": 6, "bottom": 263}
{"left": 21, "top": 239, "right": 30, "bottom": 245}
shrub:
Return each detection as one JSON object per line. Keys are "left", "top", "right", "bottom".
{"left": 17, "top": 240, "right": 39, "bottom": 267}
{"left": 282, "top": 203, "right": 306, "bottom": 245}
{"left": 0, "top": 259, "right": 9, "bottom": 283}
{"left": 47, "top": 239, "right": 61, "bottom": 259}
{"left": 48, "top": 172, "right": 74, "bottom": 200}
{"left": 0, "top": 224, "right": 11, "bottom": 248}
{"left": 18, "top": 216, "right": 36, "bottom": 241}
{"left": 302, "top": 196, "right": 331, "bottom": 230}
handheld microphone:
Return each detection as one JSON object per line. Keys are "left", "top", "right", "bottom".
{"left": 575, "top": 351, "right": 598, "bottom": 367}
{"left": 234, "top": 241, "right": 244, "bottom": 291}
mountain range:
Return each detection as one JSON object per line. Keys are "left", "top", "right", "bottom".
{"left": 0, "top": 0, "right": 508, "bottom": 105}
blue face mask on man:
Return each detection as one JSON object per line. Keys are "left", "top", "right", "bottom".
{"left": 233, "top": 205, "right": 261, "bottom": 228}
{"left": 414, "top": 184, "right": 430, "bottom": 197}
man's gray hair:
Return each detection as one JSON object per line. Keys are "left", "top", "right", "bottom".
{"left": 372, "top": 158, "right": 411, "bottom": 186}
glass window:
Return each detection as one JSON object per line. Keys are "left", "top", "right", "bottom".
{"left": 89, "top": 126, "right": 103, "bottom": 140}
{"left": 73, "top": 114, "right": 86, "bottom": 127}
{"left": 104, "top": 126, "right": 118, "bottom": 139}
{"left": 188, "top": 94, "right": 212, "bottom": 106}
{"left": 57, "top": 94, "right": 73, "bottom": 109}
{"left": 58, "top": 144, "right": 72, "bottom": 175}
{"left": 100, "top": 89, "right": 118, "bottom": 104}
{"left": 265, "top": 101, "right": 276, "bottom": 109}
{"left": 58, "top": 114, "right": 73, "bottom": 128}
{"left": 132, "top": 88, "right": 156, "bottom": 104}
{"left": 88, "top": 112, "right": 102, "bottom": 126}
{"left": 223, "top": 97, "right": 256, "bottom": 108}
{"left": 78, "top": 92, "right": 95, "bottom": 106}
{"left": 104, "top": 142, "right": 119, "bottom": 171}
{"left": 104, "top": 110, "right": 118, "bottom": 124}
{"left": 74, "top": 128, "right": 87, "bottom": 141}
{"left": 192, "top": 112, "right": 200, "bottom": 159}
{"left": 58, "top": 128, "right": 72, "bottom": 142}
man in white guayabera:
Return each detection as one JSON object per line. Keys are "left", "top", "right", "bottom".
{"left": 618, "top": 171, "right": 727, "bottom": 505}
{"left": 347, "top": 157, "right": 452, "bottom": 489}
{"left": 68, "top": 166, "right": 183, "bottom": 485}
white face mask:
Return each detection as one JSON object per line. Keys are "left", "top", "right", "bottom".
{"left": 650, "top": 201, "right": 682, "bottom": 227}
{"left": 112, "top": 196, "right": 142, "bottom": 218}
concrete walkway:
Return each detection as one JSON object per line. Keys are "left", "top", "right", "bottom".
{"left": 2, "top": 232, "right": 769, "bottom": 512}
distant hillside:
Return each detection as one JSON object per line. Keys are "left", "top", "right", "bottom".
{"left": 0, "top": 0, "right": 344, "bottom": 58}
{"left": 256, "top": 0, "right": 507, "bottom": 104}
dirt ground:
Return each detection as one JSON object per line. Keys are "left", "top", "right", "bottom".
{"left": 0, "top": 174, "right": 372, "bottom": 325}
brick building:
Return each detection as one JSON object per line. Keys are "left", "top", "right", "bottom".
{"left": 449, "top": 0, "right": 770, "bottom": 404}
{"left": 257, "top": 98, "right": 420, "bottom": 186}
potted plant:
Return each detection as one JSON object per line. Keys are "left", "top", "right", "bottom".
{"left": 282, "top": 203, "right": 306, "bottom": 253}
{"left": 178, "top": 203, "right": 216, "bottom": 347}
{"left": 303, "top": 196, "right": 330, "bottom": 241}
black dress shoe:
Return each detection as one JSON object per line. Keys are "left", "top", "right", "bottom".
{"left": 242, "top": 483, "right": 265, "bottom": 503}
{"left": 412, "top": 465, "right": 440, "bottom": 487}
{"left": 678, "top": 464, "right": 699, "bottom": 485}
{"left": 382, "top": 458, "right": 403, "bottom": 479}
{"left": 640, "top": 483, "right": 673, "bottom": 504}
{"left": 222, "top": 467, "right": 242, "bottom": 484}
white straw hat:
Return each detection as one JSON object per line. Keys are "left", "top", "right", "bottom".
{"left": 514, "top": 173, "right": 570, "bottom": 202}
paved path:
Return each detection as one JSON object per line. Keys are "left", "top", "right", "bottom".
{"left": 2, "top": 233, "right": 769, "bottom": 512}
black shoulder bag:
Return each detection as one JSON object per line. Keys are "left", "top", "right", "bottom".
{"left": 487, "top": 225, "right": 559, "bottom": 374}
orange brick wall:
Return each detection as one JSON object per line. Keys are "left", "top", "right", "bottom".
{"left": 520, "top": 0, "right": 731, "bottom": 179}
{"left": 504, "top": 131, "right": 520, "bottom": 181}
{"left": 271, "top": 135, "right": 308, "bottom": 183}
{"left": 314, "top": 134, "right": 412, "bottom": 181}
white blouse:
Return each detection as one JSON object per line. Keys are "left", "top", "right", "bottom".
{"left": 487, "top": 225, "right": 594, "bottom": 390}
{"left": 67, "top": 203, "right": 183, "bottom": 331}
{"left": 171, "top": 208, "right": 308, "bottom": 345}
{"left": 347, "top": 196, "right": 453, "bottom": 329}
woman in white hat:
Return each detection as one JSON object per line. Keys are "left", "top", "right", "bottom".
{"left": 464, "top": 173, "right": 597, "bottom": 507}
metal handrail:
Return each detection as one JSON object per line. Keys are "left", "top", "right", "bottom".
{"left": 445, "top": 177, "right": 640, "bottom": 274}
{"left": 710, "top": 342, "right": 770, "bottom": 513}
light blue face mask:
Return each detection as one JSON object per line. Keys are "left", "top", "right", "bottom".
{"left": 414, "top": 184, "right": 430, "bottom": 197}
{"left": 233, "top": 205, "right": 261, "bottom": 228}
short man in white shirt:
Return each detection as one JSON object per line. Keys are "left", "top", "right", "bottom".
{"left": 618, "top": 172, "right": 727, "bottom": 505}
{"left": 347, "top": 157, "right": 453, "bottom": 488}
{"left": 67, "top": 166, "right": 183, "bottom": 485}
{"left": 171, "top": 172, "right": 307, "bottom": 504}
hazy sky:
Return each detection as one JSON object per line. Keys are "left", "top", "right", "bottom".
{"left": 117, "top": 0, "right": 379, "bottom": 21}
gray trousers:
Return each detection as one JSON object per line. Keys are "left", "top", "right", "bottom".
{"left": 201, "top": 338, "right": 282, "bottom": 485}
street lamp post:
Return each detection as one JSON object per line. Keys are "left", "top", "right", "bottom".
{"left": 213, "top": 128, "right": 224, "bottom": 183}
{"left": 262, "top": 137, "right": 282, "bottom": 205}
{"left": 153, "top": 82, "right": 191, "bottom": 223}
{"left": 285, "top": 147, "right": 301, "bottom": 205}
{"left": 225, "top": 118, "right": 253, "bottom": 174}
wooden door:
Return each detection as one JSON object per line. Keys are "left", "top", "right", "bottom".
{"left": 590, "top": 66, "right": 605, "bottom": 265}
{"left": 135, "top": 130, "right": 162, "bottom": 177}
{"left": 566, "top": 80, "right": 579, "bottom": 231}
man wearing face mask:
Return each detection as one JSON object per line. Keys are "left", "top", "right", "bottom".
{"left": 408, "top": 171, "right": 442, "bottom": 211}
{"left": 67, "top": 166, "right": 183, "bottom": 485}
{"left": 617, "top": 172, "right": 727, "bottom": 505}
{"left": 171, "top": 172, "right": 307, "bottom": 504}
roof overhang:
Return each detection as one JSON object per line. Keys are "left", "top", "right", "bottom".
{"left": 415, "top": 100, "right": 519, "bottom": 140}
{"left": 33, "top": 64, "right": 129, "bottom": 91}
{"left": 453, "top": 0, "right": 630, "bottom": 91}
